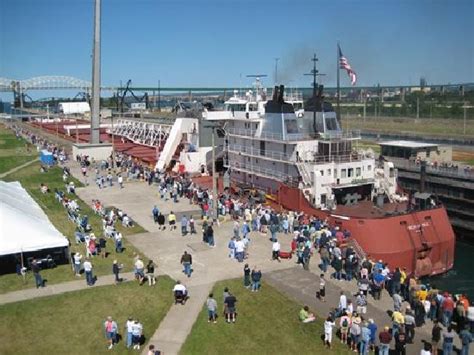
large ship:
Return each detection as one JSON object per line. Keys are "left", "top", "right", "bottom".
{"left": 26, "top": 72, "right": 456, "bottom": 278}
{"left": 223, "top": 82, "right": 455, "bottom": 277}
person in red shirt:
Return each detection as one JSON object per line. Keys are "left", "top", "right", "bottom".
{"left": 442, "top": 293, "right": 455, "bottom": 327}
{"left": 378, "top": 326, "right": 392, "bottom": 355}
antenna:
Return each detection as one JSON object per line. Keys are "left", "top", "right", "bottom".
{"left": 304, "top": 53, "right": 325, "bottom": 136}
{"left": 304, "top": 53, "right": 325, "bottom": 97}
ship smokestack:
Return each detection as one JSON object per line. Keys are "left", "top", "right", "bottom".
{"left": 278, "top": 85, "right": 285, "bottom": 102}
{"left": 272, "top": 86, "right": 279, "bottom": 101}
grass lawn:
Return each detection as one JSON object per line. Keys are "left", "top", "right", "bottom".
{"left": 0, "top": 276, "right": 174, "bottom": 355}
{"left": 0, "top": 125, "right": 37, "bottom": 174}
{"left": 181, "top": 279, "right": 351, "bottom": 355}
{"left": 0, "top": 161, "right": 147, "bottom": 294}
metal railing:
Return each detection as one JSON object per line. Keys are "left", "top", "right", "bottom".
{"left": 226, "top": 127, "right": 313, "bottom": 141}
{"left": 227, "top": 143, "right": 373, "bottom": 165}
{"left": 319, "top": 130, "right": 362, "bottom": 140}
{"left": 228, "top": 162, "right": 300, "bottom": 186}
{"left": 394, "top": 159, "right": 474, "bottom": 180}
{"left": 227, "top": 144, "right": 295, "bottom": 162}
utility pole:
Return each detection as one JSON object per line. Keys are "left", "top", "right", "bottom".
{"left": 464, "top": 101, "right": 467, "bottom": 135}
{"left": 363, "top": 94, "right": 367, "bottom": 122}
{"left": 111, "top": 115, "right": 115, "bottom": 167}
{"left": 90, "top": 0, "right": 102, "bottom": 144}
{"left": 158, "top": 80, "right": 161, "bottom": 112}
{"left": 274, "top": 58, "right": 280, "bottom": 84}
{"left": 211, "top": 127, "right": 218, "bottom": 224}
{"left": 416, "top": 97, "right": 420, "bottom": 119}
{"left": 76, "top": 116, "right": 79, "bottom": 143}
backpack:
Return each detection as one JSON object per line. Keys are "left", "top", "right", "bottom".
{"left": 342, "top": 318, "right": 348, "bottom": 327}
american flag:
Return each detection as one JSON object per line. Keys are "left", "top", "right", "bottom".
{"left": 339, "top": 45, "right": 357, "bottom": 86}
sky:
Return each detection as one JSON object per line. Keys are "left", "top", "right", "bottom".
{"left": 0, "top": 0, "right": 473, "bottom": 98}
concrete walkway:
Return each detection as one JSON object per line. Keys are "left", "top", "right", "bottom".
{"left": 0, "top": 157, "right": 39, "bottom": 178}
{"left": 0, "top": 272, "right": 135, "bottom": 305}
{"left": 5, "top": 159, "right": 455, "bottom": 355}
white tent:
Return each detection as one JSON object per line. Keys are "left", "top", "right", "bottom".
{"left": 0, "top": 181, "right": 69, "bottom": 256}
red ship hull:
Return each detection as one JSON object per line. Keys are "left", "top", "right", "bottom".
{"left": 276, "top": 183, "right": 455, "bottom": 277}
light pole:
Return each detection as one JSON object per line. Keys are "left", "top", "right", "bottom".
{"left": 464, "top": 101, "right": 467, "bottom": 135}
{"left": 75, "top": 116, "right": 79, "bottom": 143}
{"left": 205, "top": 122, "right": 219, "bottom": 224}
{"left": 111, "top": 115, "right": 115, "bottom": 167}
{"left": 211, "top": 127, "right": 218, "bottom": 223}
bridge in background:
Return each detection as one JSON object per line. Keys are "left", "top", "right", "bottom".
{"left": 2, "top": 75, "right": 473, "bottom": 93}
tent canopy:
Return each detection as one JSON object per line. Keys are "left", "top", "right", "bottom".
{"left": 0, "top": 181, "right": 69, "bottom": 256}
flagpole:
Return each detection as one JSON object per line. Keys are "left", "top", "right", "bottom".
{"left": 336, "top": 42, "right": 341, "bottom": 126}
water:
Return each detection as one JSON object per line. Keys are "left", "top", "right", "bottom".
{"left": 427, "top": 241, "right": 474, "bottom": 301}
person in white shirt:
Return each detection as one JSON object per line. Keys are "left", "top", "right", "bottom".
{"left": 83, "top": 258, "right": 94, "bottom": 286}
{"left": 131, "top": 320, "right": 143, "bottom": 350}
{"left": 124, "top": 317, "right": 134, "bottom": 349}
{"left": 234, "top": 238, "right": 245, "bottom": 262}
{"left": 173, "top": 281, "right": 188, "bottom": 303}
{"left": 272, "top": 240, "right": 281, "bottom": 262}
{"left": 117, "top": 175, "right": 123, "bottom": 189}
{"left": 324, "top": 316, "right": 336, "bottom": 348}
{"left": 338, "top": 291, "right": 347, "bottom": 313}
{"left": 73, "top": 253, "right": 82, "bottom": 276}
{"left": 135, "top": 258, "right": 145, "bottom": 284}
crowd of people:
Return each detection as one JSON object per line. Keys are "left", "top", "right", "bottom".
{"left": 9, "top": 124, "right": 473, "bottom": 354}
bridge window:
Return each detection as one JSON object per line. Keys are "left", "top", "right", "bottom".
{"left": 348, "top": 168, "right": 354, "bottom": 177}
{"left": 356, "top": 167, "right": 361, "bottom": 177}
{"left": 341, "top": 169, "right": 347, "bottom": 178}
{"left": 368, "top": 165, "right": 372, "bottom": 171}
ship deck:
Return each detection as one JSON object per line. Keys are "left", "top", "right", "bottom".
{"left": 332, "top": 200, "right": 409, "bottom": 219}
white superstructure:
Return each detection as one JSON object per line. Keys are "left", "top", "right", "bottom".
{"left": 225, "top": 85, "right": 401, "bottom": 209}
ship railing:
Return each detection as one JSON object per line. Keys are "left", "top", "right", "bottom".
{"left": 319, "top": 130, "right": 362, "bottom": 140}
{"left": 227, "top": 144, "right": 294, "bottom": 161}
{"left": 203, "top": 111, "right": 262, "bottom": 120}
{"left": 227, "top": 128, "right": 313, "bottom": 141}
{"left": 396, "top": 159, "right": 474, "bottom": 180}
{"left": 228, "top": 162, "right": 299, "bottom": 187}
{"left": 228, "top": 143, "right": 372, "bottom": 165}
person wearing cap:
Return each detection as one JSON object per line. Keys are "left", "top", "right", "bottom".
{"left": 367, "top": 318, "right": 378, "bottom": 351}
{"left": 378, "top": 326, "right": 392, "bottom": 355}
{"left": 349, "top": 316, "right": 362, "bottom": 352}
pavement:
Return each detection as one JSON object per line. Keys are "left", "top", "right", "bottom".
{"left": 0, "top": 157, "right": 39, "bottom": 178}
{"left": 1, "top": 160, "right": 464, "bottom": 354}
{"left": 0, "top": 272, "right": 135, "bottom": 305}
